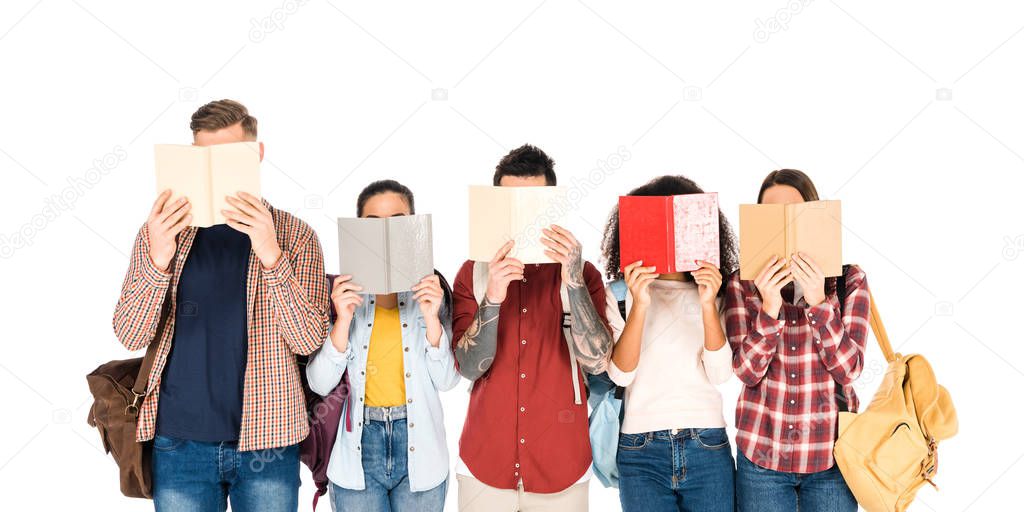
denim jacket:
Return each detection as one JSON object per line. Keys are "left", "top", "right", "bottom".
{"left": 306, "top": 291, "right": 460, "bottom": 492}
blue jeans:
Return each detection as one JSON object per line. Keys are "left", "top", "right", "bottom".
{"left": 616, "top": 428, "right": 735, "bottom": 512}
{"left": 735, "top": 451, "right": 857, "bottom": 512}
{"left": 329, "top": 418, "right": 447, "bottom": 512}
{"left": 151, "top": 435, "right": 300, "bottom": 512}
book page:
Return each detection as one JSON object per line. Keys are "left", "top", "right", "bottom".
{"left": 789, "top": 200, "right": 843, "bottom": 277}
{"left": 468, "top": 186, "right": 514, "bottom": 262}
{"left": 510, "top": 186, "right": 568, "bottom": 264}
{"left": 338, "top": 217, "right": 389, "bottom": 295}
{"left": 386, "top": 214, "right": 434, "bottom": 293}
{"left": 739, "top": 203, "right": 787, "bottom": 280}
{"left": 154, "top": 144, "right": 213, "bottom": 227}
{"left": 673, "top": 193, "right": 720, "bottom": 272}
{"left": 209, "top": 142, "right": 261, "bottom": 226}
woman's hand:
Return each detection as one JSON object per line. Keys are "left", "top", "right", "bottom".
{"left": 329, "top": 275, "right": 363, "bottom": 352}
{"left": 754, "top": 256, "right": 793, "bottom": 318}
{"left": 691, "top": 260, "right": 722, "bottom": 306}
{"left": 624, "top": 260, "right": 658, "bottom": 309}
{"left": 412, "top": 274, "right": 445, "bottom": 347}
{"left": 790, "top": 252, "right": 826, "bottom": 307}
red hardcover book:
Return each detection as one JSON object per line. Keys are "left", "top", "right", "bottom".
{"left": 618, "top": 193, "right": 720, "bottom": 274}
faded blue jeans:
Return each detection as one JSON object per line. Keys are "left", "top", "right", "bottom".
{"left": 151, "top": 435, "right": 300, "bottom": 512}
{"left": 329, "top": 417, "right": 447, "bottom": 512}
{"left": 735, "top": 451, "right": 857, "bottom": 512}
{"left": 616, "top": 428, "right": 735, "bottom": 512}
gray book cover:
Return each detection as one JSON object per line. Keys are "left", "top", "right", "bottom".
{"left": 337, "top": 214, "right": 434, "bottom": 295}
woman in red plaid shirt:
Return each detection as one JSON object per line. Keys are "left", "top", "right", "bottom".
{"left": 724, "top": 170, "right": 869, "bottom": 512}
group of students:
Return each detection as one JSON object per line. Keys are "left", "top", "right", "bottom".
{"left": 113, "top": 99, "right": 871, "bottom": 512}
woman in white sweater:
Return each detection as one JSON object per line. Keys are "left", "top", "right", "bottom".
{"left": 599, "top": 175, "right": 739, "bottom": 512}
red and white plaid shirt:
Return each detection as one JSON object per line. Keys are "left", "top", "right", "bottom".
{"left": 112, "top": 201, "right": 329, "bottom": 451}
{"left": 724, "top": 265, "right": 870, "bottom": 473}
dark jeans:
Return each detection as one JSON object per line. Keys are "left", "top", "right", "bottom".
{"left": 329, "top": 418, "right": 447, "bottom": 512}
{"left": 151, "top": 435, "right": 300, "bottom": 512}
{"left": 735, "top": 451, "right": 857, "bottom": 512}
{"left": 616, "top": 428, "right": 735, "bottom": 512}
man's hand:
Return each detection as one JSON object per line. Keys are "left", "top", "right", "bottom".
{"left": 412, "top": 274, "right": 445, "bottom": 347}
{"left": 541, "top": 224, "right": 584, "bottom": 288}
{"left": 790, "top": 252, "right": 826, "bottom": 307}
{"left": 486, "top": 240, "right": 525, "bottom": 303}
{"left": 147, "top": 189, "right": 192, "bottom": 273}
{"left": 329, "top": 275, "right": 363, "bottom": 353}
{"left": 223, "top": 191, "right": 282, "bottom": 269}
{"left": 754, "top": 256, "right": 793, "bottom": 318}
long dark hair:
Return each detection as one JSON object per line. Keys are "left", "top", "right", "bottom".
{"left": 600, "top": 175, "right": 739, "bottom": 296}
{"left": 757, "top": 169, "right": 840, "bottom": 294}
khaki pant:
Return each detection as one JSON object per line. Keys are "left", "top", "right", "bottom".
{"left": 457, "top": 474, "right": 588, "bottom": 512}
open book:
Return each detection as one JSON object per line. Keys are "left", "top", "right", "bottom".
{"left": 468, "top": 185, "right": 569, "bottom": 264}
{"left": 618, "top": 193, "right": 720, "bottom": 273}
{"left": 338, "top": 214, "right": 434, "bottom": 295}
{"left": 739, "top": 200, "right": 842, "bottom": 280}
{"left": 154, "top": 141, "right": 261, "bottom": 228}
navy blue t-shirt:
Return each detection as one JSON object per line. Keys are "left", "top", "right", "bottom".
{"left": 155, "top": 224, "right": 251, "bottom": 442}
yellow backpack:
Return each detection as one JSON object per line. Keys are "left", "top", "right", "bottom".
{"left": 834, "top": 293, "right": 958, "bottom": 512}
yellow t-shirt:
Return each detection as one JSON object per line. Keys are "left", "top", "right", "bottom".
{"left": 364, "top": 305, "right": 406, "bottom": 407}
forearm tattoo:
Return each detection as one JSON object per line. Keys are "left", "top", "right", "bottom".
{"left": 565, "top": 257, "right": 613, "bottom": 375}
{"left": 455, "top": 297, "right": 501, "bottom": 380}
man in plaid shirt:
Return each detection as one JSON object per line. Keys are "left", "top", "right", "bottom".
{"left": 112, "top": 100, "right": 328, "bottom": 511}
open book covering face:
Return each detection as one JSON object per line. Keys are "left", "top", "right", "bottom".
{"left": 468, "top": 185, "right": 570, "bottom": 264}
{"left": 337, "top": 214, "right": 434, "bottom": 295}
{"left": 154, "top": 141, "right": 261, "bottom": 227}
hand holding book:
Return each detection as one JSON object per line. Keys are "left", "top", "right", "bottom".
{"left": 146, "top": 190, "right": 192, "bottom": 273}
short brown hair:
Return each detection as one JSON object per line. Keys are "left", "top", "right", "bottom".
{"left": 757, "top": 169, "right": 819, "bottom": 203}
{"left": 190, "top": 99, "right": 257, "bottom": 138}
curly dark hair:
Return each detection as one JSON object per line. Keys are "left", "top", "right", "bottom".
{"left": 600, "top": 175, "right": 739, "bottom": 296}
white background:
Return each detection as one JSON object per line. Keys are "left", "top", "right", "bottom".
{"left": 1, "top": 1, "right": 1021, "bottom": 510}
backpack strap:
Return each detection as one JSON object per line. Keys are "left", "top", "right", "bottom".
{"left": 868, "top": 291, "right": 895, "bottom": 363}
{"left": 560, "top": 282, "right": 583, "bottom": 405}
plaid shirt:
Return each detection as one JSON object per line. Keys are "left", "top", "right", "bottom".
{"left": 112, "top": 201, "right": 329, "bottom": 451}
{"left": 723, "top": 265, "right": 870, "bottom": 473}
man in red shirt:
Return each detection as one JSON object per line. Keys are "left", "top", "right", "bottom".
{"left": 451, "top": 145, "right": 613, "bottom": 511}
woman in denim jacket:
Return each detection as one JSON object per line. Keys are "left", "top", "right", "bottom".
{"left": 307, "top": 180, "right": 460, "bottom": 512}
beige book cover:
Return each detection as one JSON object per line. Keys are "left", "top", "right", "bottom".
{"left": 739, "top": 200, "right": 842, "bottom": 280}
{"left": 468, "top": 185, "right": 569, "bottom": 264}
{"left": 154, "top": 141, "right": 261, "bottom": 227}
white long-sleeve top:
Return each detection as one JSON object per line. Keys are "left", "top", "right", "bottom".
{"left": 605, "top": 278, "right": 732, "bottom": 434}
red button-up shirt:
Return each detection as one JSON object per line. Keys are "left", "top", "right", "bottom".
{"left": 452, "top": 260, "right": 608, "bottom": 493}
{"left": 724, "top": 265, "right": 870, "bottom": 473}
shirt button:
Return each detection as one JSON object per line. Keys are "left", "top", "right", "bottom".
{"left": 409, "top": 423, "right": 414, "bottom": 428}
{"left": 404, "top": 347, "right": 410, "bottom": 352}
{"left": 400, "top": 302, "right": 405, "bottom": 307}
{"left": 359, "top": 397, "right": 363, "bottom": 402}
{"left": 522, "top": 308, "right": 527, "bottom": 314}
{"left": 790, "top": 346, "right": 796, "bottom": 351}
{"left": 522, "top": 278, "right": 527, "bottom": 283}
{"left": 514, "top": 471, "right": 519, "bottom": 476}
{"left": 406, "top": 372, "right": 411, "bottom": 378}
{"left": 791, "top": 320, "right": 797, "bottom": 325}
{"left": 515, "top": 463, "right": 520, "bottom": 468}
{"left": 363, "top": 345, "right": 367, "bottom": 349}
{"left": 790, "top": 399, "right": 796, "bottom": 404}
{"left": 367, "top": 323, "right": 372, "bottom": 327}
{"left": 520, "top": 407, "right": 526, "bottom": 413}
{"left": 520, "top": 373, "right": 526, "bottom": 379}
{"left": 815, "top": 340, "right": 821, "bottom": 345}
{"left": 403, "top": 323, "right": 408, "bottom": 328}
{"left": 788, "top": 424, "right": 794, "bottom": 430}
{"left": 790, "top": 374, "right": 796, "bottom": 379}
{"left": 407, "top": 398, "right": 413, "bottom": 404}
{"left": 520, "top": 438, "right": 526, "bottom": 444}
{"left": 356, "top": 445, "right": 361, "bottom": 450}
{"left": 521, "top": 339, "right": 527, "bottom": 345}
{"left": 811, "top": 320, "right": 816, "bottom": 325}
